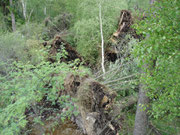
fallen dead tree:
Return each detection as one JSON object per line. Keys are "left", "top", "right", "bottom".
{"left": 64, "top": 73, "right": 137, "bottom": 135}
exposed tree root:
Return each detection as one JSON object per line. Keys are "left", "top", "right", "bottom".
{"left": 106, "top": 10, "right": 141, "bottom": 62}
{"left": 43, "top": 35, "right": 84, "bottom": 64}
{"left": 64, "top": 73, "right": 137, "bottom": 135}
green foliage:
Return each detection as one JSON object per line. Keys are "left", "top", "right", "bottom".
{"left": 0, "top": 60, "right": 79, "bottom": 135}
{"left": 60, "top": 96, "right": 79, "bottom": 122}
{"left": 152, "top": 117, "right": 180, "bottom": 135}
{"left": 119, "top": 112, "right": 135, "bottom": 135}
{"left": 1, "top": 0, "right": 179, "bottom": 134}
{"left": 0, "top": 36, "right": 90, "bottom": 134}
{"left": 133, "top": 0, "right": 180, "bottom": 119}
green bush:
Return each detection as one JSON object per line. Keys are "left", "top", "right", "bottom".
{"left": 0, "top": 60, "right": 81, "bottom": 135}
{"left": 133, "top": 0, "right": 180, "bottom": 119}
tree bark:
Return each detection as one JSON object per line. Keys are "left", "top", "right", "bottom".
{"left": 9, "top": 0, "right": 16, "bottom": 32}
{"left": 133, "top": 81, "right": 149, "bottom": 135}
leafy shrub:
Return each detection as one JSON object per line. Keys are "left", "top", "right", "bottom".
{"left": 133, "top": 0, "right": 180, "bottom": 119}
{"left": 0, "top": 60, "right": 84, "bottom": 135}
{"left": 26, "top": 39, "right": 47, "bottom": 65}
{"left": 0, "top": 36, "right": 91, "bottom": 134}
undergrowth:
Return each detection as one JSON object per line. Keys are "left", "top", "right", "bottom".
{"left": 0, "top": 46, "right": 89, "bottom": 135}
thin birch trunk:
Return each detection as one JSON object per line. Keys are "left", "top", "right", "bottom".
{"left": 9, "top": 0, "right": 16, "bottom": 32}
{"left": 21, "top": 0, "right": 27, "bottom": 20}
{"left": 99, "top": 3, "right": 105, "bottom": 75}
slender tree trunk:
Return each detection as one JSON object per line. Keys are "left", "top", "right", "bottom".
{"left": 9, "top": 0, "right": 16, "bottom": 32}
{"left": 99, "top": 3, "right": 105, "bottom": 75}
{"left": 133, "top": 81, "right": 149, "bottom": 135}
{"left": 21, "top": 0, "right": 27, "bottom": 20}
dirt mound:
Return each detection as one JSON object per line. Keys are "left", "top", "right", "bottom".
{"left": 77, "top": 78, "right": 116, "bottom": 112}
